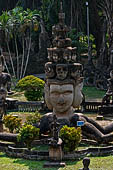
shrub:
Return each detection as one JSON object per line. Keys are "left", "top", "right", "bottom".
{"left": 59, "top": 125, "right": 81, "bottom": 152}
{"left": 3, "top": 115, "right": 22, "bottom": 133}
{"left": 25, "top": 112, "right": 41, "bottom": 125}
{"left": 17, "top": 124, "right": 40, "bottom": 150}
{"left": 16, "top": 75, "right": 45, "bottom": 101}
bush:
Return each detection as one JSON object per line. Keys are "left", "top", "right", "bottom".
{"left": 17, "top": 124, "right": 40, "bottom": 150}
{"left": 16, "top": 75, "right": 45, "bottom": 101}
{"left": 60, "top": 125, "right": 81, "bottom": 152}
{"left": 25, "top": 112, "right": 41, "bottom": 125}
{"left": 3, "top": 115, "right": 22, "bottom": 133}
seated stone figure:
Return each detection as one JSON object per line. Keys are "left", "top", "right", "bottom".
{"left": 0, "top": 88, "right": 7, "bottom": 119}
{"left": 0, "top": 53, "right": 11, "bottom": 132}
{"left": 0, "top": 88, "right": 7, "bottom": 132}
{"left": 40, "top": 79, "right": 113, "bottom": 143}
{"left": 39, "top": 3, "right": 113, "bottom": 144}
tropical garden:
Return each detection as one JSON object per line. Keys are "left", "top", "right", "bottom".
{"left": 0, "top": 0, "right": 113, "bottom": 170}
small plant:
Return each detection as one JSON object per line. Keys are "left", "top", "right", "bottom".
{"left": 16, "top": 75, "right": 45, "bottom": 101}
{"left": 60, "top": 125, "right": 81, "bottom": 152}
{"left": 25, "top": 112, "right": 41, "bottom": 125}
{"left": 17, "top": 124, "right": 40, "bottom": 150}
{"left": 3, "top": 115, "right": 22, "bottom": 133}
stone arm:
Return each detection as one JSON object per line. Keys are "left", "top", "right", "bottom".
{"left": 70, "top": 114, "right": 113, "bottom": 143}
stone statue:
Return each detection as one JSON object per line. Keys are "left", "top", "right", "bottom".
{"left": 39, "top": 2, "right": 113, "bottom": 144}
{"left": 102, "top": 70, "right": 113, "bottom": 105}
{"left": 79, "top": 157, "right": 91, "bottom": 170}
{"left": 0, "top": 88, "right": 7, "bottom": 118}
{"left": 49, "top": 114, "right": 60, "bottom": 146}
{"left": 0, "top": 53, "right": 11, "bottom": 131}
{"left": 0, "top": 54, "right": 11, "bottom": 92}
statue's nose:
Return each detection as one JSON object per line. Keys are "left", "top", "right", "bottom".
{"left": 58, "top": 95, "right": 64, "bottom": 103}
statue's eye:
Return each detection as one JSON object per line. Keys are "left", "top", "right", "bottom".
{"left": 57, "top": 68, "right": 61, "bottom": 71}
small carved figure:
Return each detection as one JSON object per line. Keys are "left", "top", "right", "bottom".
{"left": 45, "top": 62, "right": 55, "bottom": 79}
{"left": 56, "top": 64, "right": 68, "bottom": 80}
{"left": 79, "top": 157, "right": 91, "bottom": 170}
{"left": 50, "top": 114, "right": 60, "bottom": 146}
{"left": 0, "top": 88, "right": 7, "bottom": 120}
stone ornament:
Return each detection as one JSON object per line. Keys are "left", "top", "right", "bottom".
{"left": 56, "top": 64, "right": 68, "bottom": 80}
{"left": 45, "top": 62, "right": 56, "bottom": 79}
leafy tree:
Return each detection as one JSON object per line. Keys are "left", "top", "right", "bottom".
{"left": 3, "top": 114, "right": 22, "bottom": 133}
{"left": 18, "top": 124, "right": 40, "bottom": 150}
{"left": 16, "top": 75, "right": 45, "bottom": 101}
{"left": 0, "top": 7, "right": 40, "bottom": 81}
{"left": 60, "top": 125, "right": 81, "bottom": 152}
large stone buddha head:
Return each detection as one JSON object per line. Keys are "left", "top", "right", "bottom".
{"left": 45, "top": 78, "right": 83, "bottom": 119}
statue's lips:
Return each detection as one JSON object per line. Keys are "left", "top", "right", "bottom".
{"left": 57, "top": 103, "right": 66, "bottom": 107}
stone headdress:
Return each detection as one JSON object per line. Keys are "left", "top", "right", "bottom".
{"left": 45, "top": 2, "right": 83, "bottom": 109}
{"left": 45, "top": 2, "right": 83, "bottom": 86}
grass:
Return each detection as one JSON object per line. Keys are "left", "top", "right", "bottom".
{"left": 7, "top": 91, "right": 27, "bottom": 101}
{"left": 0, "top": 152, "right": 57, "bottom": 170}
{"left": 59, "top": 156, "right": 113, "bottom": 170}
{"left": 0, "top": 152, "right": 113, "bottom": 170}
{"left": 83, "top": 86, "right": 106, "bottom": 100}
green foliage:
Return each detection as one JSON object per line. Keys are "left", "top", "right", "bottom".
{"left": 16, "top": 75, "right": 45, "bottom": 101}
{"left": 68, "top": 28, "right": 96, "bottom": 58}
{"left": 83, "top": 86, "right": 106, "bottom": 99}
{"left": 60, "top": 125, "right": 81, "bottom": 152}
{"left": 3, "top": 114, "right": 22, "bottom": 133}
{"left": 25, "top": 112, "right": 41, "bottom": 125}
{"left": 17, "top": 124, "right": 40, "bottom": 150}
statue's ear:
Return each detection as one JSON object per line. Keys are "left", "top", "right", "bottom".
{"left": 73, "top": 83, "right": 83, "bottom": 108}
{"left": 44, "top": 83, "right": 53, "bottom": 110}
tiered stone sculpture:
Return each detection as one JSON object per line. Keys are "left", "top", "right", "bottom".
{"left": 39, "top": 2, "right": 113, "bottom": 144}
{"left": 0, "top": 53, "right": 11, "bottom": 132}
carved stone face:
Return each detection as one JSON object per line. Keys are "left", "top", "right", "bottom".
{"left": 56, "top": 64, "right": 68, "bottom": 80}
{"left": 49, "top": 84, "right": 73, "bottom": 113}
{"left": 71, "top": 69, "right": 80, "bottom": 79}
{"left": 45, "top": 62, "right": 55, "bottom": 78}
{"left": 70, "top": 64, "right": 82, "bottom": 79}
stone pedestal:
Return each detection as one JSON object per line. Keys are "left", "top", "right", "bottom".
{"left": 43, "top": 161, "right": 65, "bottom": 168}
{"left": 43, "top": 138, "right": 65, "bottom": 168}
{"left": 49, "top": 144, "right": 63, "bottom": 161}
{"left": 99, "top": 105, "right": 113, "bottom": 115}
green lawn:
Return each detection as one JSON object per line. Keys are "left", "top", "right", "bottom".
{"left": 0, "top": 152, "right": 113, "bottom": 170}
{"left": 83, "top": 86, "right": 106, "bottom": 100}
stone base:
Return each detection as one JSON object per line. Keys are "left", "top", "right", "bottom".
{"left": 96, "top": 115, "right": 104, "bottom": 120}
{"left": 49, "top": 144, "right": 63, "bottom": 161}
{"left": 98, "top": 105, "right": 113, "bottom": 115}
{"left": 43, "top": 161, "right": 66, "bottom": 168}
